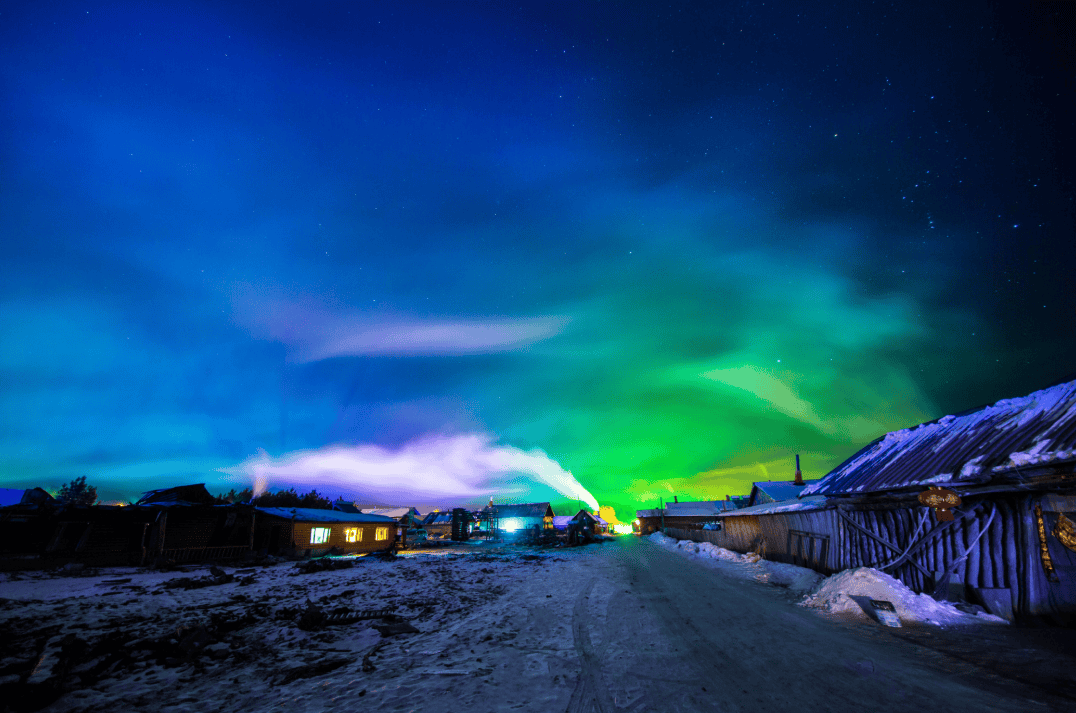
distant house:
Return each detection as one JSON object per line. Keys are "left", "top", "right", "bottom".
{"left": 485, "top": 502, "right": 554, "bottom": 538}
{"left": 254, "top": 507, "right": 397, "bottom": 557}
{"left": 634, "top": 508, "right": 663, "bottom": 535}
{"left": 360, "top": 507, "right": 423, "bottom": 528}
{"left": 553, "top": 510, "right": 607, "bottom": 535}
{"left": 422, "top": 511, "right": 455, "bottom": 539}
{"left": 747, "top": 479, "right": 819, "bottom": 507}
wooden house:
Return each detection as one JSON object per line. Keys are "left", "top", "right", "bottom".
{"left": 421, "top": 510, "right": 455, "bottom": 539}
{"left": 662, "top": 499, "right": 740, "bottom": 530}
{"left": 668, "top": 376, "right": 1076, "bottom": 624}
{"left": 485, "top": 502, "right": 554, "bottom": 539}
{"left": 254, "top": 507, "right": 397, "bottom": 557}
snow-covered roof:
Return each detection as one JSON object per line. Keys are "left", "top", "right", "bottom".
{"left": 552, "top": 516, "right": 573, "bottom": 529}
{"left": 486, "top": 503, "right": 554, "bottom": 519}
{"left": 423, "top": 511, "right": 454, "bottom": 525}
{"left": 635, "top": 509, "right": 662, "bottom": 518}
{"left": 718, "top": 495, "right": 829, "bottom": 517}
{"left": 749, "top": 480, "right": 818, "bottom": 505}
{"left": 255, "top": 507, "right": 396, "bottom": 524}
{"left": 805, "top": 377, "right": 1076, "bottom": 497}
{"left": 664, "top": 500, "right": 739, "bottom": 517}
{"left": 360, "top": 507, "right": 419, "bottom": 520}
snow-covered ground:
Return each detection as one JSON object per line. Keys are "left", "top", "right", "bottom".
{"left": 646, "top": 531, "right": 1010, "bottom": 627}
{"left": 0, "top": 543, "right": 598, "bottom": 712}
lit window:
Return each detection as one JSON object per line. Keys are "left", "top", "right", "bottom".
{"left": 375, "top": 527, "right": 389, "bottom": 541}
{"left": 310, "top": 527, "right": 330, "bottom": 544}
{"left": 345, "top": 527, "right": 360, "bottom": 543}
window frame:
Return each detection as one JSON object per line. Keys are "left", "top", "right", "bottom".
{"left": 375, "top": 526, "right": 389, "bottom": 541}
{"left": 310, "top": 527, "right": 331, "bottom": 545}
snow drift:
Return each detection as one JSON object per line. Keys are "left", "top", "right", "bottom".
{"left": 799, "top": 567, "right": 1008, "bottom": 625}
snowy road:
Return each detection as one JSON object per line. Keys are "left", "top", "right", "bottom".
{"left": 2, "top": 537, "right": 1071, "bottom": 712}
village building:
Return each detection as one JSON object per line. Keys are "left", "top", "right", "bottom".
{"left": 421, "top": 511, "right": 454, "bottom": 539}
{"left": 668, "top": 376, "right": 1076, "bottom": 624}
{"left": 484, "top": 502, "right": 555, "bottom": 539}
{"left": 661, "top": 498, "right": 741, "bottom": 530}
{"left": 359, "top": 506, "right": 424, "bottom": 528}
{"left": 254, "top": 507, "right": 397, "bottom": 557}
{"left": 634, "top": 508, "right": 663, "bottom": 535}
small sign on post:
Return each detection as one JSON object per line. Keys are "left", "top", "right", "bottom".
{"left": 918, "top": 486, "right": 961, "bottom": 521}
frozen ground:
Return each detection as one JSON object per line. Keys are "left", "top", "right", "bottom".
{"left": 1, "top": 537, "right": 1073, "bottom": 713}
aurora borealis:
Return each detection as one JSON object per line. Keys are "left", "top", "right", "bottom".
{"left": 1, "top": 2, "right": 1073, "bottom": 517}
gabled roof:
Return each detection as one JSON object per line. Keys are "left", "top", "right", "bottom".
{"left": 136, "top": 483, "right": 216, "bottom": 506}
{"left": 804, "top": 377, "right": 1076, "bottom": 497}
{"left": 487, "top": 502, "right": 554, "bottom": 519}
{"left": 749, "top": 480, "right": 819, "bottom": 506}
{"left": 423, "top": 511, "right": 454, "bottom": 525}
{"left": 255, "top": 507, "right": 397, "bottom": 524}
{"left": 664, "top": 500, "right": 739, "bottom": 517}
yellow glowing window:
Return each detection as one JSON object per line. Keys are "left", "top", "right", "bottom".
{"left": 310, "top": 527, "right": 330, "bottom": 544}
{"left": 345, "top": 527, "right": 360, "bottom": 543}
{"left": 375, "top": 527, "right": 389, "bottom": 541}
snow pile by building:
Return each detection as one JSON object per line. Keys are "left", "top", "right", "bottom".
{"left": 800, "top": 567, "right": 1009, "bottom": 625}
{"left": 647, "top": 531, "right": 678, "bottom": 546}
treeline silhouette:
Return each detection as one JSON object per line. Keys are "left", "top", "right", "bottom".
{"left": 215, "top": 487, "right": 337, "bottom": 510}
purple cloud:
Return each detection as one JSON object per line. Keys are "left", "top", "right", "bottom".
{"left": 234, "top": 292, "right": 568, "bottom": 361}
{"left": 221, "top": 433, "right": 599, "bottom": 509}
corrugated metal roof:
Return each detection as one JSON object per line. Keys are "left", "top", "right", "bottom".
{"left": 423, "top": 512, "right": 454, "bottom": 525}
{"left": 718, "top": 495, "right": 829, "bottom": 517}
{"left": 255, "top": 507, "right": 396, "bottom": 523}
{"left": 804, "top": 378, "right": 1076, "bottom": 497}
{"left": 664, "top": 500, "right": 739, "bottom": 517}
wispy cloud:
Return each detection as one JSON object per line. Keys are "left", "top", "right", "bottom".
{"left": 234, "top": 293, "right": 569, "bottom": 361}
{"left": 220, "top": 433, "right": 599, "bottom": 509}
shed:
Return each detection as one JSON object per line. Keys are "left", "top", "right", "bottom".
{"left": 670, "top": 376, "right": 1076, "bottom": 623}
{"left": 421, "top": 510, "right": 455, "bottom": 539}
{"left": 254, "top": 507, "right": 397, "bottom": 557}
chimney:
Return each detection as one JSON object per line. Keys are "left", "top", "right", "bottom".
{"left": 673, "top": 495, "right": 678, "bottom": 503}
{"left": 725, "top": 494, "right": 730, "bottom": 501}
{"left": 794, "top": 453, "right": 804, "bottom": 485}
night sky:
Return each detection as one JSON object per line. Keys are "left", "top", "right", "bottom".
{"left": 2, "top": 2, "right": 1074, "bottom": 517}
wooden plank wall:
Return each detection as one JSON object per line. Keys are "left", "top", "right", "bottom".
{"left": 662, "top": 493, "right": 1076, "bottom": 620}
{"left": 289, "top": 521, "right": 396, "bottom": 556}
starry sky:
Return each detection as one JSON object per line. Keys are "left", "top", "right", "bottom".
{"left": 2, "top": 1, "right": 1074, "bottom": 517}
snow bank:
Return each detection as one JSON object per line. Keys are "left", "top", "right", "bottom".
{"left": 648, "top": 534, "right": 823, "bottom": 592}
{"left": 800, "top": 567, "right": 1008, "bottom": 626}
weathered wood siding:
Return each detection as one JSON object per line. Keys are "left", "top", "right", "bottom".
{"left": 664, "top": 491, "right": 1076, "bottom": 621}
